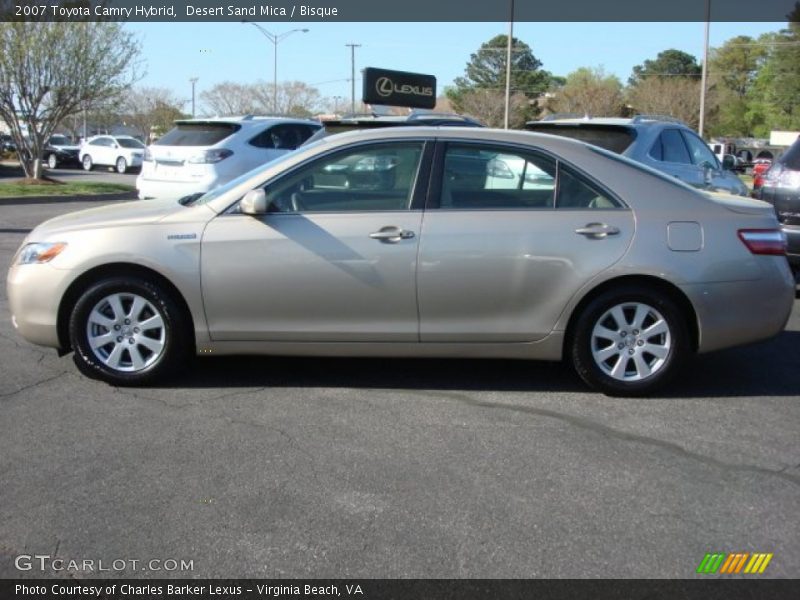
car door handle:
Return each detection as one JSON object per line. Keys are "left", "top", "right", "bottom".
{"left": 575, "top": 223, "right": 620, "bottom": 238}
{"left": 369, "top": 226, "right": 415, "bottom": 243}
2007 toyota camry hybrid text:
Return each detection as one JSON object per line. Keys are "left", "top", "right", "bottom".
{"left": 7, "top": 128, "right": 795, "bottom": 396}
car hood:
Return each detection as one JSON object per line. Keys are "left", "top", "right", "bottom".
{"left": 50, "top": 144, "right": 80, "bottom": 151}
{"left": 704, "top": 191, "right": 775, "bottom": 216}
{"left": 31, "top": 199, "right": 192, "bottom": 237}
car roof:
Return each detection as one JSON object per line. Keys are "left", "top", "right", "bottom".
{"left": 528, "top": 115, "right": 690, "bottom": 129}
{"left": 173, "top": 116, "right": 320, "bottom": 128}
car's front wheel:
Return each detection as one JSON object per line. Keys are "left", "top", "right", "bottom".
{"left": 115, "top": 157, "right": 127, "bottom": 174}
{"left": 69, "top": 277, "right": 189, "bottom": 385}
{"left": 570, "top": 285, "right": 689, "bottom": 397}
{"left": 47, "top": 153, "right": 58, "bottom": 169}
{"left": 82, "top": 154, "right": 93, "bottom": 171}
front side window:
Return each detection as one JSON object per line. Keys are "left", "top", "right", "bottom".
{"left": 681, "top": 131, "right": 718, "bottom": 167}
{"left": 263, "top": 142, "right": 424, "bottom": 213}
{"left": 440, "top": 145, "right": 556, "bottom": 209}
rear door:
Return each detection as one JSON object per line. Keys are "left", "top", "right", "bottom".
{"left": 417, "top": 141, "right": 634, "bottom": 342}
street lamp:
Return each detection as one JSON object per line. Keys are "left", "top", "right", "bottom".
{"left": 244, "top": 22, "right": 309, "bottom": 114}
{"left": 189, "top": 77, "right": 198, "bottom": 118}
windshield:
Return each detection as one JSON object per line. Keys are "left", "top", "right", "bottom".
{"left": 117, "top": 138, "right": 144, "bottom": 149}
{"left": 49, "top": 135, "right": 71, "bottom": 146}
{"left": 193, "top": 138, "right": 329, "bottom": 206}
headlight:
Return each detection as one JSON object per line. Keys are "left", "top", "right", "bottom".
{"left": 15, "top": 242, "right": 68, "bottom": 265}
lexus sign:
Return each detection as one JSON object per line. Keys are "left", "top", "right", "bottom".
{"left": 362, "top": 67, "right": 437, "bottom": 109}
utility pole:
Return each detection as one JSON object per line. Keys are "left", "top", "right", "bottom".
{"left": 699, "top": 0, "right": 711, "bottom": 137}
{"left": 189, "top": 77, "right": 198, "bottom": 118}
{"left": 345, "top": 43, "right": 361, "bottom": 114}
{"left": 504, "top": 0, "right": 515, "bottom": 130}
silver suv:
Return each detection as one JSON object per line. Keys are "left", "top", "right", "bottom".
{"left": 527, "top": 115, "right": 749, "bottom": 196}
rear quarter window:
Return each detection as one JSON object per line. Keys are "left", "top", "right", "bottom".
{"left": 156, "top": 123, "right": 241, "bottom": 146}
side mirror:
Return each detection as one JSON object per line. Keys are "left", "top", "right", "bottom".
{"left": 721, "top": 155, "right": 735, "bottom": 171}
{"left": 240, "top": 189, "right": 268, "bottom": 215}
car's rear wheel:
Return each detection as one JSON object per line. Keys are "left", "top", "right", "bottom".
{"left": 69, "top": 277, "right": 189, "bottom": 386}
{"left": 82, "top": 154, "right": 93, "bottom": 171}
{"left": 115, "top": 157, "right": 127, "bottom": 174}
{"left": 47, "top": 153, "right": 58, "bottom": 169}
{"left": 570, "top": 285, "right": 689, "bottom": 396}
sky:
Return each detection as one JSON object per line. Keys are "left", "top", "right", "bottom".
{"left": 125, "top": 21, "right": 786, "bottom": 111}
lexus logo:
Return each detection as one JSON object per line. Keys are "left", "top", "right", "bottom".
{"left": 376, "top": 77, "right": 393, "bottom": 97}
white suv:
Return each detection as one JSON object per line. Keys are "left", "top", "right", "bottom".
{"left": 80, "top": 135, "right": 145, "bottom": 173}
{"left": 136, "top": 116, "right": 321, "bottom": 200}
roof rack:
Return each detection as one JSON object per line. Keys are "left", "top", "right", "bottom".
{"left": 540, "top": 113, "right": 588, "bottom": 121}
{"left": 631, "top": 114, "right": 687, "bottom": 125}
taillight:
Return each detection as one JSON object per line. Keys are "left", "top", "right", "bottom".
{"left": 737, "top": 229, "right": 786, "bottom": 256}
{"left": 187, "top": 149, "right": 233, "bottom": 164}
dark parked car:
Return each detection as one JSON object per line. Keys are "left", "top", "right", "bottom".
{"left": 43, "top": 134, "right": 81, "bottom": 168}
{"left": 525, "top": 115, "right": 749, "bottom": 196}
{"left": 756, "top": 136, "right": 800, "bottom": 281}
{"left": 0, "top": 133, "right": 16, "bottom": 153}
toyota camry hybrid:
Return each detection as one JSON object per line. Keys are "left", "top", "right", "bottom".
{"left": 7, "top": 128, "right": 795, "bottom": 396}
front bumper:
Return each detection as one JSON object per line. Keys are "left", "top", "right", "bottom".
{"left": 6, "top": 262, "right": 72, "bottom": 349}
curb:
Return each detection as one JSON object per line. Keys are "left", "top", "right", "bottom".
{"left": 0, "top": 192, "right": 137, "bottom": 206}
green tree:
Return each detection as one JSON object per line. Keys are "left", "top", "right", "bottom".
{"left": 0, "top": 21, "right": 141, "bottom": 179}
{"left": 707, "top": 35, "right": 769, "bottom": 136}
{"left": 447, "top": 34, "right": 553, "bottom": 123}
{"left": 629, "top": 49, "right": 701, "bottom": 86}
{"left": 547, "top": 67, "right": 625, "bottom": 117}
{"left": 755, "top": 7, "right": 800, "bottom": 131}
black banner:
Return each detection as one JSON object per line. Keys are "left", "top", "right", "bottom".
{"left": 361, "top": 68, "right": 436, "bottom": 109}
{"left": 2, "top": 0, "right": 799, "bottom": 22}
{"left": 3, "top": 579, "right": 800, "bottom": 600}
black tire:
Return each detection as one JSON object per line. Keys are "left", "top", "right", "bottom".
{"left": 82, "top": 154, "right": 93, "bottom": 171}
{"left": 69, "top": 277, "right": 189, "bottom": 386}
{"left": 115, "top": 156, "right": 127, "bottom": 174}
{"left": 47, "top": 153, "right": 58, "bottom": 169}
{"left": 570, "top": 285, "right": 689, "bottom": 397}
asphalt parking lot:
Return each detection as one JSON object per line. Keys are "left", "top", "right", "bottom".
{"left": 0, "top": 198, "right": 798, "bottom": 579}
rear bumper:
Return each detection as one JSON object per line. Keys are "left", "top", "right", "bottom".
{"left": 136, "top": 169, "right": 219, "bottom": 201}
{"left": 783, "top": 224, "right": 800, "bottom": 270}
{"left": 682, "top": 258, "right": 795, "bottom": 353}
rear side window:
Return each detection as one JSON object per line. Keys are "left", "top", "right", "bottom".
{"left": 156, "top": 123, "right": 240, "bottom": 147}
{"left": 439, "top": 145, "right": 556, "bottom": 209}
{"left": 249, "top": 124, "right": 316, "bottom": 150}
{"left": 557, "top": 165, "right": 621, "bottom": 209}
{"left": 526, "top": 125, "right": 635, "bottom": 154}
{"left": 650, "top": 129, "right": 691, "bottom": 164}
{"left": 117, "top": 138, "right": 144, "bottom": 149}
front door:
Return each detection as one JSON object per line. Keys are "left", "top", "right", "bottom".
{"left": 201, "top": 141, "right": 429, "bottom": 342}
